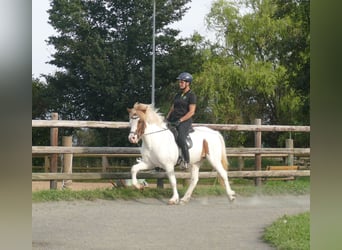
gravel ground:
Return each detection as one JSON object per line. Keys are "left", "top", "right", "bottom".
{"left": 32, "top": 194, "right": 310, "bottom": 250}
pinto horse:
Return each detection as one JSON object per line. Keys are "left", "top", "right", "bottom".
{"left": 127, "top": 102, "right": 236, "bottom": 205}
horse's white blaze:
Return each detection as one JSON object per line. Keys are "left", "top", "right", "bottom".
{"left": 127, "top": 103, "right": 236, "bottom": 205}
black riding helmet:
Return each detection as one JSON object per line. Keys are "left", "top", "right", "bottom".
{"left": 176, "top": 72, "right": 193, "bottom": 83}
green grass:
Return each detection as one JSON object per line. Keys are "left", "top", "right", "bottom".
{"left": 229, "top": 176, "right": 310, "bottom": 196}
{"left": 32, "top": 186, "right": 226, "bottom": 202}
{"left": 263, "top": 212, "right": 310, "bottom": 250}
{"left": 32, "top": 177, "right": 310, "bottom": 202}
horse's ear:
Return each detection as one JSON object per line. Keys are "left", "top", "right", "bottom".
{"left": 134, "top": 103, "right": 149, "bottom": 112}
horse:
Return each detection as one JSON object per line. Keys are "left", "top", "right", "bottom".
{"left": 127, "top": 102, "right": 236, "bottom": 205}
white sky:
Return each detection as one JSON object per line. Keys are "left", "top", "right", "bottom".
{"left": 32, "top": 0, "right": 214, "bottom": 79}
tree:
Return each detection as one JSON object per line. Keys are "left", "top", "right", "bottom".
{"left": 44, "top": 0, "right": 205, "bottom": 146}
{"left": 32, "top": 77, "right": 50, "bottom": 120}
{"left": 45, "top": 0, "right": 194, "bottom": 120}
{"left": 32, "top": 77, "right": 51, "bottom": 166}
{"left": 192, "top": 0, "right": 309, "bottom": 146}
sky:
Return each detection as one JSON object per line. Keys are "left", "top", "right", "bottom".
{"left": 32, "top": 0, "right": 214, "bottom": 79}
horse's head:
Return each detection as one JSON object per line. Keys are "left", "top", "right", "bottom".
{"left": 127, "top": 103, "right": 148, "bottom": 144}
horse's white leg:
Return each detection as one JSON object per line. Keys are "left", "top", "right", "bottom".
{"left": 165, "top": 168, "right": 179, "bottom": 205}
{"left": 131, "top": 161, "right": 151, "bottom": 190}
{"left": 207, "top": 156, "right": 236, "bottom": 201}
{"left": 180, "top": 164, "right": 200, "bottom": 204}
{"left": 217, "top": 166, "right": 236, "bottom": 201}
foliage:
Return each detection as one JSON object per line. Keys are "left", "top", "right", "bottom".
{"left": 192, "top": 0, "right": 309, "bottom": 147}
{"left": 263, "top": 212, "right": 310, "bottom": 250}
{"left": 32, "top": 77, "right": 52, "bottom": 157}
{"left": 32, "top": 0, "right": 310, "bottom": 148}
{"left": 45, "top": 0, "right": 197, "bottom": 120}
{"left": 34, "top": 0, "right": 207, "bottom": 146}
{"left": 32, "top": 77, "right": 50, "bottom": 119}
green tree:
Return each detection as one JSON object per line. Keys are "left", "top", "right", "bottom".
{"left": 45, "top": 0, "right": 194, "bottom": 121}
{"left": 32, "top": 77, "right": 49, "bottom": 120}
{"left": 192, "top": 0, "right": 309, "bottom": 146}
{"left": 32, "top": 78, "right": 51, "bottom": 168}
{"left": 44, "top": 0, "right": 204, "bottom": 146}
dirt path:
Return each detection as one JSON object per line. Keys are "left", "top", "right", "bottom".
{"left": 32, "top": 194, "right": 310, "bottom": 250}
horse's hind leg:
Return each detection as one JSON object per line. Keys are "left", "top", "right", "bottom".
{"left": 217, "top": 166, "right": 236, "bottom": 201}
{"left": 180, "top": 164, "right": 200, "bottom": 204}
{"left": 207, "top": 157, "right": 236, "bottom": 201}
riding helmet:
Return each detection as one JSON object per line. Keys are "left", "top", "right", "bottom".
{"left": 176, "top": 72, "right": 193, "bottom": 83}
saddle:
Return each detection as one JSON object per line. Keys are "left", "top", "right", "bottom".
{"left": 168, "top": 125, "right": 194, "bottom": 149}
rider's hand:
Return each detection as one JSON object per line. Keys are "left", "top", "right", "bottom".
{"left": 174, "top": 120, "right": 181, "bottom": 127}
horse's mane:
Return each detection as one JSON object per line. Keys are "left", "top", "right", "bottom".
{"left": 133, "top": 102, "right": 165, "bottom": 126}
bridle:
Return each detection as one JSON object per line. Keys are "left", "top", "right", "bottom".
{"left": 129, "top": 115, "right": 140, "bottom": 137}
{"left": 129, "top": 114, "right": 169, "bottom": 139}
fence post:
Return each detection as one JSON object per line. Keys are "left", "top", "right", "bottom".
{"left": 238, "top": 146, "right": 244, "bottom": 171}
{"left": 254, "top": 118, "right": 262, "bottom": 186}
{"left": 156, "top": 168, "right": 164, "bottom": 188}
{"left": 285, "top": 138, "right": 294, "bottom": 166}
{"left": 50, "top": 113, "right": 58, "bottom": 189}
{"left": 62, "top": 136, "right": 73, "bottom": 189}
{"left": 102, "top": 156, "right": 109, "bottom": 172}
{"left": 44, "top": 156, "right": 50, "bottom": 172}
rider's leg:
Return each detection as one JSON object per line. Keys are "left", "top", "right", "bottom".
{"left": 176, "top": 120, "right": 191, "bottom": 167}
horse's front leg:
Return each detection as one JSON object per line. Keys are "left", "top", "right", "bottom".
{"left": 180, "top": 164, "right": 199, "bottom": 204}
{"left": 165, "top": 168, "right": 179, "bottom": 205}
{"left": 131, "top": 160, "right": 150, "bottom": 190}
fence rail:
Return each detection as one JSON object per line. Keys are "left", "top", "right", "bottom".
{"left": 32, "top": 117, "right": 310, "bottom": 188}
{"left": 32, "top": 146, "right": 310, "bottom": 155}
{"left": 32, "top": 120, "right": 310, "bottom": 132}
{"left": 32, "top": 170, "right": 310, "bottom": 181}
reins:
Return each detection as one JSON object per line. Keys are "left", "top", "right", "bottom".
{"left": 143, "top": 128, "right": 169, "bottom": 136}
{"left": 129, "top": 122, "right": 169, "bottom": 137}
{"left": 130, "top": 128, "right": 169, "bottom": 136}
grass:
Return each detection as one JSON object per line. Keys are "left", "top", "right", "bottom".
{"left": 32, "top": 185, "right": 227, "bottom": 202}
{"left": 32, "top": 177, "right": 310, "bottom": 202}
{"left": 263, "top": 212, "right": 310, "bottom": 250}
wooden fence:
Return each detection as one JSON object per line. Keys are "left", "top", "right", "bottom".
{"left": 32, "top": 114, "right": 310, "bottom": 188}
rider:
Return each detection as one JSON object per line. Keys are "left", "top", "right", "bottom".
{"left": 166, "top": 72, "right": 197, "bottom": 170}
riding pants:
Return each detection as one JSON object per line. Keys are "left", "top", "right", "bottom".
{"left": 176, "top": 119, "right": 192, "bottom": 163}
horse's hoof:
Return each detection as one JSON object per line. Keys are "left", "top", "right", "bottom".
{"left": 179, "top": 200, "right": 188, "bottom": 205}
{"left": 228, "top": 191, "right": 236, "bottom": 201}
{"left": 167, "top": 199, "right": 179, "bottom": 205}
{"left": 133, "top": 184, "right": 144, "bottom": 191}
{"left": 229, "top": 195, "right": 236, "bottom": 202}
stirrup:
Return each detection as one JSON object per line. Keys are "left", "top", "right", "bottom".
{"left": 179, "top": 161, "right": 189, "bottom": 170}
{"left": 176, "top": 156, "right": 183, "bottom": 166}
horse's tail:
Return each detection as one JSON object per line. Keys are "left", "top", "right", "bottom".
{"left": 219, "top": 132, "right": 229, "bottom": 170}
{"left": 218, "top": 132, "right": 229, "bottom": 186}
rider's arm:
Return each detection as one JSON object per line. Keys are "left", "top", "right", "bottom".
{"left": 179, "top": 104, "right": 196, "bottom": 122}
{"left": 166, "top": 104, "right": 174, "bottom": 120}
